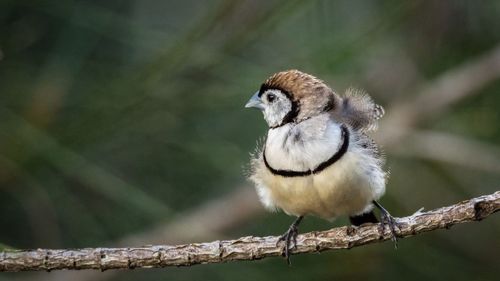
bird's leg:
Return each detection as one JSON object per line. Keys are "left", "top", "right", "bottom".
{"left": 373, "top": 200, "right": 399, "bottom": 249}
{"left": 276, "top": 216, "right": 303, "bottom": 265}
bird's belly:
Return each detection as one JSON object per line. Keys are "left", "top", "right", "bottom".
{"left": 259, "top": 152, "right": 378, "bottom": 220}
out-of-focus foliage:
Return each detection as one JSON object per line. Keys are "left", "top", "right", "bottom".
{"left": 1, "top": 0, "right": 499, "bottom": 280}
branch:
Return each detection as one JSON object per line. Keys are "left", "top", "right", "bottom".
{"left": 392, "top": 130, "right": 500, "bottom": 173}
{"left": 374, "top": 43, "right": 500, "bottom": 145}
{"left": 2, "top": 191, "right": 498, "bottom": 272}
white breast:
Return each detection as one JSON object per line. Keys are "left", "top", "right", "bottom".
{"left": 264, "top": 114, "right": 343, "bottom": 171}
{"left": 249, "top": 114, "right": 386, "bottom": 220}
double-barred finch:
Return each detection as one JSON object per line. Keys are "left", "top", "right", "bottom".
{"left": 245, "top": 70, "right": 397, "bottom": 264}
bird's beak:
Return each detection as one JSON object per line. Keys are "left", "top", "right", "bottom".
{"left": 245, "top": 91, "right": 264, "bottom": 110}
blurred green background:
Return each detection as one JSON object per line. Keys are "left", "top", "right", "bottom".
{"left": 1, "top": 0, "right": 499, "bottom": 280}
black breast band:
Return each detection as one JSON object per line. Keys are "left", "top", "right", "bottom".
{"left": 263, "top": 124, "right": 350, "bottom": 177}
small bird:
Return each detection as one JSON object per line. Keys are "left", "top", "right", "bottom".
{"left": 245, "top": 70, "right": 397, "bottom": 264}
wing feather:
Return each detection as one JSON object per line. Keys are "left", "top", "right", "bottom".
{"left": 338, "top": 88, "right": 384, "bottom": 132}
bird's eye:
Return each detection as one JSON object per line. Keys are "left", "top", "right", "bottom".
{"left": 267, "top": 93, "right": 276, "bottom": 103}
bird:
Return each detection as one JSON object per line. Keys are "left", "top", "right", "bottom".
{"left": 245, "top": 69, "right": 397, "bottom": 264}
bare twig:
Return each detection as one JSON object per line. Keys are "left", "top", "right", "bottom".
{"left": 374, "top": 43, "right": 500, "bottom": 145}
{"left": 392, "top": 130, "right": 500, "bottom": 173}
{"left": 122, "top": 187, "right": 263, "bottom": 246}
{"left": 2, "top": 191, "right": 498, "bottom": 272}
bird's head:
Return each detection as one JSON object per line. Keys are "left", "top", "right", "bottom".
{"left": 245, "top": 70, "right": 338, "bottom": 128}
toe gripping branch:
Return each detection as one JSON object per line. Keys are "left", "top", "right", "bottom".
{"left": 276, "top": 216, "right": 303, "bottom": 265}
{"left": 277, "top": 202, "right": 397, "bottom": 265}
{"left": 373, "top": 200, "right": 399, "bottom": 248}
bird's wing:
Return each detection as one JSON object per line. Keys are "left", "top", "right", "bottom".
{"left": 337, "top": 88, "right": 384, "bottom": 132}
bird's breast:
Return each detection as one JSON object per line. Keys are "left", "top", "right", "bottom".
{"left": 250, "top": 117, "right": 386, "bottom": 219}
{"left": 264, "top": 118, "right": 343, "bottom": 172}
{"left": 256, "top": 149, "right": 379, "bottom": 219}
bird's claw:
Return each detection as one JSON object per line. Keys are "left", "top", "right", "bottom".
{"left": 276, "top": 224, "right": 299, "bottom": 265}
{"left": 379, "top": 211, "right": 399, "bottom": 249}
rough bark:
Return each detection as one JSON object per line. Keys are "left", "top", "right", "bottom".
{"left": 1, "top": 191, "right": 498, "bottom": 272}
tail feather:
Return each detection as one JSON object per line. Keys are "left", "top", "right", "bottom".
{"left": 349, "top": 211, "right": 379, "bottom": 226}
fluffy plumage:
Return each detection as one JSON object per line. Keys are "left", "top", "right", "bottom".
{"left": 338, "top": 88, "right": 385, "bottom": 131}
{"left": 248, "top": 69, "right": 386, "bottom": 219}
{"left": 249, "top": 114, "right": 386, "bottom": 220}
{"left": 245, "top": 69, "right": 395, "bottom": 262}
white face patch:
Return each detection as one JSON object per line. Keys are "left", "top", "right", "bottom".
{"left": 261, "top": 89, "right": 293, "bottom": 128}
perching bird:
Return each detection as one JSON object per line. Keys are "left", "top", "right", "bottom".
{"left": 245, "top": 70, "right": 397, "bottom": 264}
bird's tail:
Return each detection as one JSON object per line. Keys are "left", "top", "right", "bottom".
{"left": 349, "top": 211, "right": 379, "bottom": 226}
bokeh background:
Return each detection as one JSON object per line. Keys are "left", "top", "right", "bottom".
{"left": 1, "top": 0, "right": 500, "bottom": 280}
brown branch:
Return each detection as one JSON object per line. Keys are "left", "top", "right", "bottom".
{"left": 2, "top": 191, "right": 498, "bottom": 272}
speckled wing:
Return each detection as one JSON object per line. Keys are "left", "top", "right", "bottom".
{"left": 338, "top": 88, "right": 385, "bottom": 132}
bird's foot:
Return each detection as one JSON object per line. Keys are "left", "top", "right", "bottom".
{"left": 276, "top": 225, "right": 299, "bottom": 265}
{"left": 276, "top": 216, "right": 303, "bottom": 265}
{"left": 380, "top": 211, "right": 399, "bottom": 249}
{"left": 373, "top": 200, "right": 399, "bottom": 249}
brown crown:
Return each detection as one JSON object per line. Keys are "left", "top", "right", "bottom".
{"left": 260, "top": 69, "right": 331, "bottom": 101}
